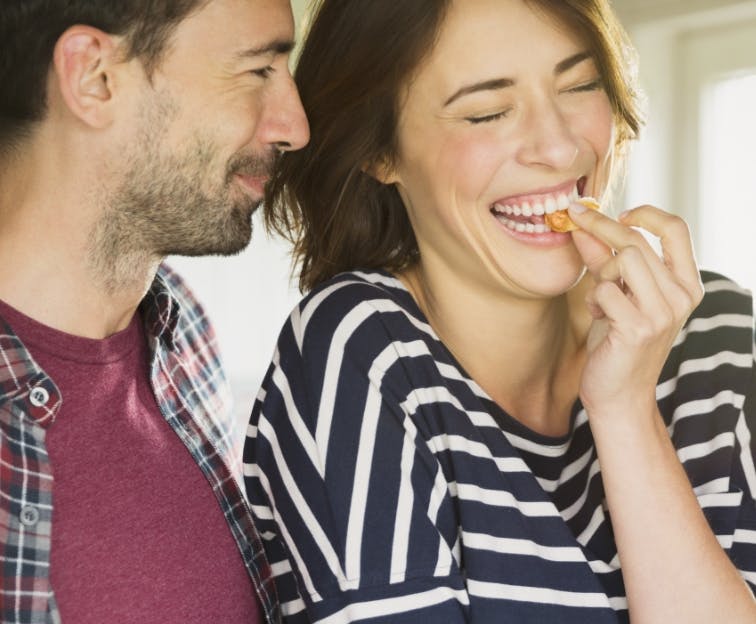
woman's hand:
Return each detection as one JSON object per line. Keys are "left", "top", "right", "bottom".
{"left": 567, "top": 205, "right": 756, "bottom": 624}
{"left": 567, "top": 203, "right": 704, "bottom": 417}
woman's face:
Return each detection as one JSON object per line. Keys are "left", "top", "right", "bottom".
{"left": 387, "top": 0, "right": 616, "bottom": 299}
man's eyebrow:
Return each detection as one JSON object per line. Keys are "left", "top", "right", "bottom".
{"left": 443, "top": 52, "right": 594, "bottom": 107}
{"left": 444, "top": 78, "right": 515, "bottom": 107}
{"left": 234, "top": 39, "right": 295, "bottom": 60}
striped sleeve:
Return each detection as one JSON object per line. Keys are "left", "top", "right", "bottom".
{"left": 728, "top": 326, "right": 756, "bottom": 592}
{"left": 676, "top": 274, "right": 756, "bottom": 594}
{"left": 244, "top": 279, "right": 470, "bottom": 623}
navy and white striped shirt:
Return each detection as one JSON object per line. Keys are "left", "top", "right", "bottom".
{"left": 244, "top": 269, "right": 756, "bottom": 623}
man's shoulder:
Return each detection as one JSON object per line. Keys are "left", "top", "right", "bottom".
{"left": 149, "top": 264, "right": 234, "bottom": 439}
{"left": 144, "top": 263, "right": 223, "bottom": 377}
{"left": 147, "top": 262, "right": 213, "bottom": 335}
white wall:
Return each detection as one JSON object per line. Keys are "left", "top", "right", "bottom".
{"left": 613, "top": 0, "right": 755, "bottom": 23}
{"left": 616, "top": 0, "right": 756, "bottom": 293}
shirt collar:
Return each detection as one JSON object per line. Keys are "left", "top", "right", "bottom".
{"left": 140, "top": 269, "right": 181, "bottom": 352}
{"left": 0, "top": 269, "right": 181, "bottom": 427}
{"left": 0, "top": 316, "right": 62, "bottom": 427}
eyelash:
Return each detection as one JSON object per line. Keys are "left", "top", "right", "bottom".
{"left": 567, "top": 78, "right": 603, "bottom": 93}
{"left": 252, "top": 66, "right": 275, "bottom": 79}
{"left": 466, "top": 110, "right": 511, "bottom": 125}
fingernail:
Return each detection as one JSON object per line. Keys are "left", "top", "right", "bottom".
{"left": 569, "top": 201, "right": 587, "bottom": 215}
{"left": 618, "top": 210, "right": 630, "bottom": 220}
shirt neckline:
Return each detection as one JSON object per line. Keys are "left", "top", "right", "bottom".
{"left": 0, "top": 298, "right": 142, "bottom": 365}
{"left": 371, "top": 268, "right": 582, "bottom": 446}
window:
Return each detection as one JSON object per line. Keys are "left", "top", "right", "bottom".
{"left": 699, "top": 73, "right": 756, "bottom": 293}
{"left": 625, "top": 7, "right": 756, "bottom": 299}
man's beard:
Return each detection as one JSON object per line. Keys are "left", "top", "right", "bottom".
{"left": 88, "top": 91, "right": 276, "bottom": 293}
{"left": 102, "top": 138, "right": 273, "bottom": 259}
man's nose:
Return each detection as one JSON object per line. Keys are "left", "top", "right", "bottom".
{"left": 264, "top": 75, "right": 310, "bottom": 153}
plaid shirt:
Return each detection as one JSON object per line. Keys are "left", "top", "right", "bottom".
{"left": 0, "top": 264, "right": 280, "bottom": 624}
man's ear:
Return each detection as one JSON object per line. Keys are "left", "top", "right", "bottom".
{"left": 52, "top": 26, "right": 122, "bottom": 128}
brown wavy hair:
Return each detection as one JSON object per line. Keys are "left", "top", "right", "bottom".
{"left": 266, "top": 0, "right": 643, "bottom": 292}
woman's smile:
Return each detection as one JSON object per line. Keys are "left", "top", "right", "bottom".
{"left": 489, "top": 178, "right": 588, "bottom": 244}
{"left": 386, "top": 0, "right": 615, "bottom": 296}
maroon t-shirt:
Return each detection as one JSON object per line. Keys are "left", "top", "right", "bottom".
{"left": 0, "top": 300, "right": 262, "bottom": 623}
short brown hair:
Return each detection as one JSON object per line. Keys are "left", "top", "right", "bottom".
{"left": 0, "top": 0, "right": 208, "bottom": 152}
{"left": 266, "top": 0, "right": 643, "bottom": 292}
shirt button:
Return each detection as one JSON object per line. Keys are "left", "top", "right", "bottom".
{"left": 20, "top": 505, "right": 40, "bottom": 527}
{"left": 29, "top": 386, "right": 50, "bottom": 407}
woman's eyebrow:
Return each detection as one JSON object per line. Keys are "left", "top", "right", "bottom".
{"left": 444, "top": 78, "right": 515, "bottom": 107}
{"left": 554, "top": 51, "right": 592, "bottom": 75}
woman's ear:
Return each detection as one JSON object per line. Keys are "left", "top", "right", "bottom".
{"left": 364, "top": 155, "right": 401, "bottom": 186}
{"left": 52, "top": 25, "right": 121, "bottom": 129}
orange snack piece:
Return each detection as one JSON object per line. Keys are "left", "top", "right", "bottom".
{"left": 545, "top": 196, "right": 600, "bottom": 232}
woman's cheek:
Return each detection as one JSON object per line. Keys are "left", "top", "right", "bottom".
{"left": 437, "top": 132, "right": 511, "bottom": 197}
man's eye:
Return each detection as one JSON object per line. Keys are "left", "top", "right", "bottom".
{"left": 252, "top": 66, "right": 274, "bottom": 79}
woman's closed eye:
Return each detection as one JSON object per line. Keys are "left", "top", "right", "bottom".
{"left": 465, "top": 109, "right": 513, "bottom": 125}
{"left": 564, "top": 78, "right": 604, "bottom": 94}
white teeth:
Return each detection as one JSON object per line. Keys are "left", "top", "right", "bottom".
{"left": 493, "top": 214, "right": 551, "bottom": 234}
{"left": 492, "top": 183, "right": 584, "bottom": 235}
{"left": 494, "top": 185, "right": 582, "bottom": 219}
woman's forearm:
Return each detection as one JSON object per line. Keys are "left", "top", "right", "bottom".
{"left": 590, "top": 400, "right": 756, "bottom": 624}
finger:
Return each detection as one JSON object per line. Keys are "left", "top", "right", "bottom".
{"left": 611, "top": 245, "right": 672, "bottom": 320}
{"left": 568, "top": 202, "right": 667, "bottom": 276}
{"left": 590, "top": 245, "right": 670, "bottom": 321}
{"left": 571, "top": 229, "right": 614, "bottom": 279}
{"left": 585, "top": 248, "right": 625, "bottom": 295}
{"left": 589, "top": 240, "right": 696, "bottom": 329}
{"left": 590, "top": 280, "right": 638, "bottom": 330}
{"left": 584, "top": 288, "right": 607, "bottom": 319}
{"left": 568, "top": 202, "right": 695, "bottom": 310}
{"left": 619, "top": 206, "right": 703, "bottom": 300}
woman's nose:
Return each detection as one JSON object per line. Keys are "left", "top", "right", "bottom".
{"left": 516, "top": 99, "right": 579, "bottom": 170}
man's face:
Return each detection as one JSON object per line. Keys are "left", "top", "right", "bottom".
{"left": 106, "top": 0, "right": 309, "bottom": 258}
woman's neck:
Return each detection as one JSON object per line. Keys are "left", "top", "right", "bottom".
{"left": 399, "top": 264, "right": 594, "bottom": 437}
